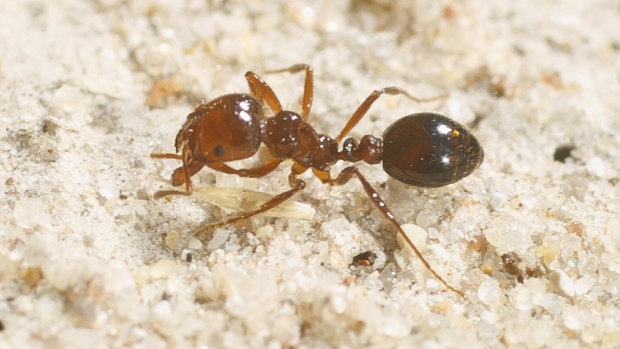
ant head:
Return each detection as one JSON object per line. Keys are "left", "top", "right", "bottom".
{"left": 382, "top": 113, "right": 483, "bottom": 187}
{"left": 177, "top": 94, "right": 263, "bottom": 163}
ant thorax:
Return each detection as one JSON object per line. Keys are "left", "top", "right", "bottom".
{"left": 261, "top": 111, "right": 339, "bottom": 171}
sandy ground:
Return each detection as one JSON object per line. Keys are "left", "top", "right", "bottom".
{"left": 1, "top": 0, "right": 620, "bottom": 348}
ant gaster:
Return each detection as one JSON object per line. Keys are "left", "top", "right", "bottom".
{"left": 151, "top": 64, "right": 483, "bottom": 297}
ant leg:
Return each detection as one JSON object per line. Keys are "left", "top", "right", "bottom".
{"left": 151, "top": 148, "right": 208, "bottom": 191}
{"left": 207, "top": 158, "right": 283, "bottom": 178}
{"left": 151, "top": 153, "right": 182, "bottom": 160}
{"left": 193, "top": 167, "right": 307, "bottom": 240}
{"left": 334, "top": 87, "right": 446, "bottom": 142}
{"left": 152, "top": 155, "right": 281, "bottom": 193}
{"left": 265, "top": 64, "right": 313, "bottom": 119}
{"left": 169, "top": 157, "right": 206, "bottom": 187}
{"left": 313, "top": 167, "right": 464, "bottom": 298}
{"left": 245, "top": 71, "right": 283, "bottom": 114}
{"left": 153, "top": 145, "right": 198, "bottom": 199}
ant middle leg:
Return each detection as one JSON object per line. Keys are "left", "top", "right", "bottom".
{"left": 312, "top": 167, "right": 464, "bottom": 298}
{"left": 265, "top": 64, "right": 313, "bottom": 119}
{"left": 334, "top": 87, "right": 446, "bottom": 142}
{"left": 245, "top": 71, "right": 283, "bottom": 114}
{"left": 207, "top": 158, "right": 283, "bottom": 178}
{"left": 192, "top": 165, "right": 308, "bottom": 240}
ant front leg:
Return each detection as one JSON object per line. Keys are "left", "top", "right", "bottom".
{"left": 335, "top": 87, "right": 446, "bottom": 142}
{"left": 265, "top": 64, "right": 313, "bottom": 120}
{"left": 192, "top": 165, "right": 308, "bottom": 240}
{"left": 312, "top": 167, "right": 465, "bottom": 298}
{"left": 152, "top": 145, "right": 202, "bottom": 199}
{"left": 151, "top": 153, "right": 203, "bottom": 186}
{"left": 151, "top": 153, "right": 182, "bottom": 160}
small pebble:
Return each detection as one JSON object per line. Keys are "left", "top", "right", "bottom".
{"left": 478, "top": 278, "right": 501, "bottom": 309}
{"left": 22, "top": 267, "right": 44, "bottom": 287}
{"left": 187, "top": 237, "right": 203, "bottom": 249}
{"left": 98, "top": 180, "right": 118, "bottom": 200}
{"left": 255, "top": 225, "right": 274, "bottom": 239}
{"left": 398, "top": 224, "right": 427, "bottom": 253}
{"left": 207, "top": 229, "right": 229, "bottom": 250}
{"left": 415, "top": 211, "right": 434, "bottom": 228}
{"left": 574, "top": 275, "right": 595, "bottom": 296}
{"left": 550, "top": 270, "right": 575, "bottom": 298}
{"left": 150, "top": 259, "right": 176, "bottom": 279}
{"left": 585, "top": 157, "right": 605, "bottom": 177}
{"left": 489, "top": 192, "right": 507, "bottom": 210}
{"left": 13, "top": 198, "right": 48, "bottom": 229}
{"left": 181, "top": 249, "right": 193, "bottom": 262}
{"left": 562, "top": 305, "right": 583, "bottom": 330}
{"left": 164, "top": 231, "right": 181, "bottom": 249}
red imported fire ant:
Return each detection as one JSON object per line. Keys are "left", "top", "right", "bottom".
{"left": 151, "top": 64, "right": 483, "bottom": 297}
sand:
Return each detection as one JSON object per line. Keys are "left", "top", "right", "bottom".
{"left": 1, "top": 1, "right": 619, "bottom": 348}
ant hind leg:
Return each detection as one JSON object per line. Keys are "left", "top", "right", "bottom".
{"left": 313, "top": 167, "right": 464, "bottom": 298}
{"left": 335, "top": 87, "right": 446, "bottom": 142}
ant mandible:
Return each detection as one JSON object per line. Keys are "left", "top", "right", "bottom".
{"left": 151, "top": 64, "right": 483, "bottom": 297}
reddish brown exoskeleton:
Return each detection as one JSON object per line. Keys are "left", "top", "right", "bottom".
{"left": 152, "top": 64, "right": 483, "bottom": 297}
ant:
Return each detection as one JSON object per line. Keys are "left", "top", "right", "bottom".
{"left": 151, "top": 64, "right": 483, "bottom": 297}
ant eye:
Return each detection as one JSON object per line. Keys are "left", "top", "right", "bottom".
{"left": 213, "top": 145, "right": 225, "bottom": 157}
